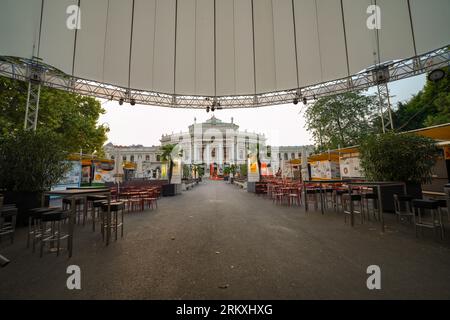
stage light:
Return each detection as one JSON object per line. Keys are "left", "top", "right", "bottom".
{"left": 130, "top": 99, "right": 136, "bottom": 106}
{"left": 293, "top": 98, "right": 299, "bottom": 105}
{"left": 206, "top": 106, "right": 210, "bottom": 113}
{"left": 119, "top": 98, "right": 124, "bottom": 106}
{"left": 428, "top": 69, "right": 446, "bottom": 82}
{"left": 303, "top": 97, "right": 307, "bottom": 105}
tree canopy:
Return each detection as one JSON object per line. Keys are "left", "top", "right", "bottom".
{"left": 359, "top": 132, "right": 439, "bottom": 184}
{"left": 304, "top": 91, "right": 378, "bottom": 152}
{"left": 0, "top": 129, "right": 71, "bottom": 192}
{"left": 392, "top": 67, "right": 450, "bottom": 131}
{"left": 0, "top": 76, "right": 109, "bottom": 155}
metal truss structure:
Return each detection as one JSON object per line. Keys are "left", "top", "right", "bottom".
{"left": 23, "top": 58, "right": 44, "bottom": 131}
{"left": 0, "top": 45, "right": 449, "bottom": 113}
{"left": 377, "top": 82, "right": 394, "bottom": 133}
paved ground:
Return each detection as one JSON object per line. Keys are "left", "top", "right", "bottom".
{"left": 1, "top": 180, "right": 450, "bottom": 300}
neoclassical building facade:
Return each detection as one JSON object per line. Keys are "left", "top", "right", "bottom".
{"left": 104, "top": 116, "right": 312, "bottom": 179}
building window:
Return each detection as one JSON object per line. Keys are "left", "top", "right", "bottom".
{"left": 284, "top": 153, "right": 288, "bottom": 160}
{"left": 123, "top": 156, "right": 127, "bottom": 161}
{"left": 298, "top": 153, "right": 301, "bottom": 158}
{"left": 130, "top": 155, "right": 135, "bottom": 162}
{"left": 278, "top": 153, "right": 281, "bottom": 160}
{"left": 156, "top": 155, "right": 161, "bottom": 162}
{"left": 111, "top": 155, "right": 115, "bottom": 160}
{"left": 239, "top": 149, "right": 244, "bottom": 160}
{"left": 291, "top": 153, "right": 295, "bottom": 159}
{"left": 146, "top": 155, "right": 150, "bottom": 161}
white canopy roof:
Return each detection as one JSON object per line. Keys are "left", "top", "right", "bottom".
{"left": 0, "top": 0, "right": 449, "bottom": 106}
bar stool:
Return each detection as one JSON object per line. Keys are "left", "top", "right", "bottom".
{"left": 333, "top": 189, "right": 348, "bottom": 213}
{"left": 91, "top": 200, "right": 107, "bottom": 232}
{"left": 62, "top": 197, "right": 84, "bottom": 224}
{"left": 0, "top": 205, "right": 17, "bottom": 244}
{"left": 412, "top": 199, "right": 445, "bottom": 240}
{"left": 40, "top": 210, "right": 70, "bottom": 257}
{"left": 305, "top": 189, "right": 319, "bottom": 211}
{"left": 436, "top": 199, "right": 448, "bottom": 222}
{"left": 362, "top": 193, "right": 380, "bottom": 221}
{"left": 101, "top": 202, "right": 124, "bottom": 241}
{"left": 321, "top": 188, "right": 334, "bottom": 209}
{"left": 27, "top": 207, "right": 59, "bottom": 250}
{"left": 393, "top": 194, "right": 414, "bottom": 223}
{"left": 343, "top": 194, "right": 363, "bottom": 225}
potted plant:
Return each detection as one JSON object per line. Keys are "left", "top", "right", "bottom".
{"left": 223, "top": 167, "right": 230, "bottom": 181}
{"left": 228, "top": 164, "right": 237, "bottom": 183}
{"left": 359, "top": 132, "right": 439, "bottom": 211}
{"left": 0, "top": 130, "right": 71, "bottom": 226}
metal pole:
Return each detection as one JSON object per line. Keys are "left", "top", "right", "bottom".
{"left": 377, "top": 84, "right": 386, "bottom": 134}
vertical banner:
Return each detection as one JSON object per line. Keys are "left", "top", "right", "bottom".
{"left": 248, "top": 154, "right": 260, "bottom": 182}
{"left": 171, "top": 159, "right": 182, "bottom": 184}
{"left": 52, "top": 161, "right": 82, "bottom": 191}
{"left": 161, "top": 163, "right": 168, "bottom": 180}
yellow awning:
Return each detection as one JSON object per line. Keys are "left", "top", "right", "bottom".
{"left": 289, "top": 159, "right": 302, "bottom": 165}
{"left": 308, "top": 153, "right": 340, "bottom": 162}
{"left": 406, "top": 123, "right": 450, "bottom": 141}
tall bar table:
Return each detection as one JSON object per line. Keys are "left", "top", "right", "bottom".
{"left": 347, "top": 182, "right": 407, "bottom": 233}
{"left": 43, "top": 188, "right": 112, "bottom": 257}
{"left": 303, "top": 180, "right": 352, "bottom": 215}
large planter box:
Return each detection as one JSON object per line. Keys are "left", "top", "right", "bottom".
{"left": 373, "top": 183, "right": 421, "bottom": 213}
{"left": 3, "top": 191, "right": 45, "bottom": 227}
{"left": 161, "top": 184, "right": 182, "bottom": 196}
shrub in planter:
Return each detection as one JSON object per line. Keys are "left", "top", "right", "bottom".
{"left": 359, "top": 132, "right": 439, "bottom": 206}
{"left": 0, "top": 130, "right": 70, "bottom": 225}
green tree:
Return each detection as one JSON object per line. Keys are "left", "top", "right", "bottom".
{"left": 393, "top": 66, "right": 450, "bottom": 131}
{"left": 0, "top": 129, "right": 71, "bottom": 192}
{"left": 0, "top": 76, "right": 109, "bottom": 155}
{"left": 305, "top": 91, "right": 378, "bottom": 152}
{"left": 359, "top": 132, "right": 439, "bottom": 184}
{"left": 239, "top": 164, "right": 248, "bottom": 178}
{"left": 182, "top": 164, "right": 191, "bottom": 180}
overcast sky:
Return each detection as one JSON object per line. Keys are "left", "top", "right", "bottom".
{"left": 98, "top": 74, "right": 426, "bottom": 147}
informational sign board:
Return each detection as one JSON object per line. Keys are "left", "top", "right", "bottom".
{"left": 93, "top": 163, "right": 114, "bottom": 183}
{"left": 52, "top": 161, "right": 81, "bottom": 191}
{"left": 171, "top": 159, "right": 182, "bottom": 184}
{"left": 248, "top": 154, "right": 260, "bottom": 182}
{"left": 340, "top": 156, "right": 364, "bottom": 178}
{"left": 310, "top": 160, "right": 341, "bottom": 180}
{"left": 261, "top": 163, "right": 268, "bottom": 176}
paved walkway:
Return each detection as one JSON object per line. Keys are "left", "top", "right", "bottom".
{"left": 1, "top": 180, "right": 450, "bottom": 299}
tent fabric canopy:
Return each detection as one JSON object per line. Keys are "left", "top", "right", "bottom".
{"left": 1, "top": 0, "right": 449, "bottom": 100}
{"left": 307, "top": 123, "right": 450, "bottom": 162}
{"left": 407, "top": 123, "right": 450, "bottom": 141}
